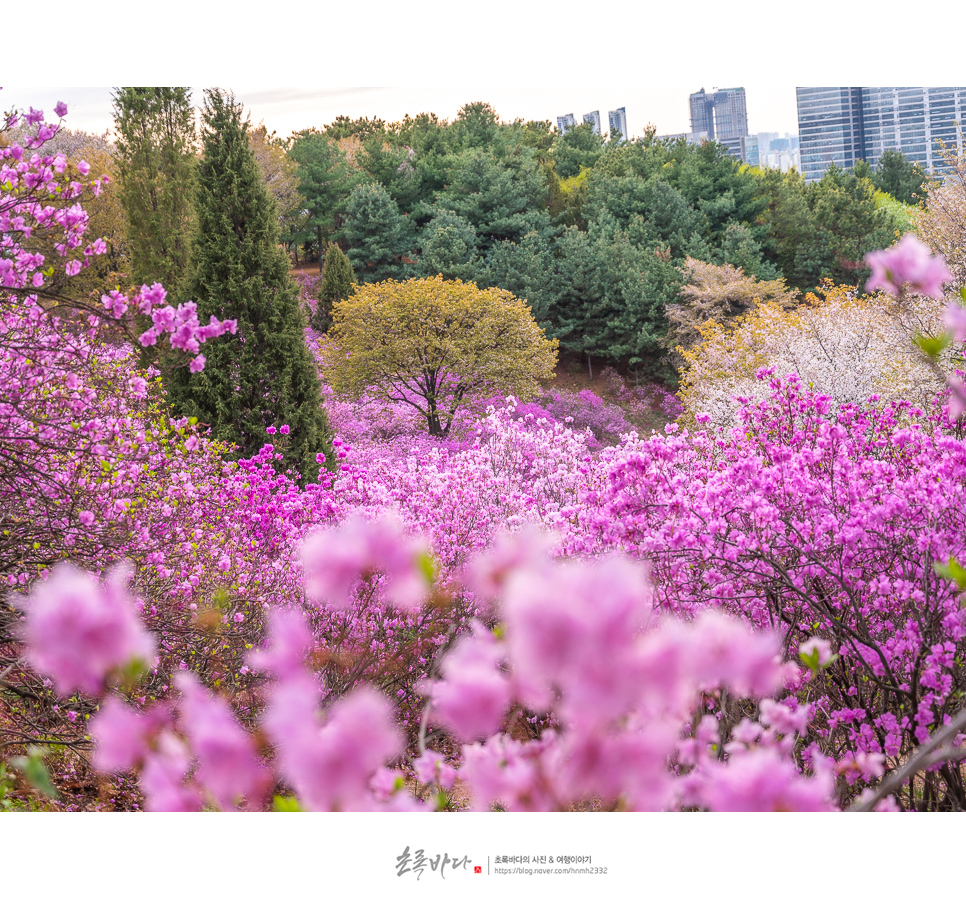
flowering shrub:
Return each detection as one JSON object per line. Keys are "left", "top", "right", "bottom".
{"left": 676, "top": 284, "right": 954, "bottom": 428}
{"left": 579, "top": 372, "right": 966, "bottom": 808}
{"left": 14, "top": 519, "right": 865, "bottom": 812}
{"left": 0, "top": 101, "right": 238, "bottom": 791}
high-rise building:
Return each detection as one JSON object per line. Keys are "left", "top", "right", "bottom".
{"left": 797, "top": 87, "right": 966, "bottom": 181}
{"left": 557, "top": 113, "right": 576, "bottom": 134}
{"left": 608, "top": 107, "right": 628, "bottom": 143}
{"left": 861, "top": 87, "right": 966, "bottom": 172}
{"left": 796, "top": 88, "right": 866, "bottom": 181}
{"left": 743, "top": 135, "right": 760, "bottom": 167}
{"left": 583, "top": 111, "right": 602, "bottom": 135}
{"left": 689, "top": 87, "right": 748, "bottom": 158}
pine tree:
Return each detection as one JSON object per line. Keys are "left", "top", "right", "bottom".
{"left": 312, "top": 242, "right": 357, "bottom": 334}
{"left": 169, "top": 89, "right": 333, "bottom": 482}
{"left": 340, "top": 182, "right": 413, "bottom": 283}
{"left": 111, "top": 87, "right": 197, "bottom": 298}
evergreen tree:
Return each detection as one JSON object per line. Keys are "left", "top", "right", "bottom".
{"left": 313, "top": 242, "right": 356, "bottom": 334}
{"left": 873, "top": 149, "right": 928, "bottom": 206}
{"left": 287, "top": 129, "right": 356, "bottom": 260}
{"left": 169, "top": 89, "right": 333, "bottom": 482}
{"left": 415, "top": 210, "right": 481, "bottom": 281}
{"left": 340, "top": 182, "right": 414, "bottom": 283}
{"left": 111, "top": 87, "right": 197, "bottom": 297}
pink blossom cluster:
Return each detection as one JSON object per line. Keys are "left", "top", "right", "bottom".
{"left": 17, "top": 519, "right": 857, "bottom": 811}
{"left": 2, "top": 103, "right": 235, "bottom": 363}
{"left": 575, "top": 371, "right": 966, "bottom": 790}
{"left": 865, "top": 233, "right": 953, "bottom": 299}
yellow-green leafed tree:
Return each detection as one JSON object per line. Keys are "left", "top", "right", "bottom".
{"left": 325, "top": 276, "right": 558, "bottom": 436}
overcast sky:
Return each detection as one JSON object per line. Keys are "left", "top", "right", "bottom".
{"left": 5, "top": 2, "right": 962, "bottom": 145}
{"left": 0, "top": 84, "right": 807, "bottom": 140}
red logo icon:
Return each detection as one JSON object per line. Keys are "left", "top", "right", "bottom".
{"left": 474, "top": 866, "right": 482, "bottom": 874}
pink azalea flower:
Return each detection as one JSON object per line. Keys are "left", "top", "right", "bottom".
{"left": 691, "top": 747, "right": 835, "bottom": 812}
{"left": 18, "top": 563, "right": 155, "bottom": 696}
{"left": 175, "top": 673, "right": 269, "bottom": 810}
{"left": 140, "top": 732, "right": 200, "bottom": 812}
{"left": 412, "top": 749, "right": 457, "bottom": 790}
{"left": 945, "top": 302, "right": 966, "bottom": 342}
{"left": 300, "top": 515, "right": 430, "bottom": 609}
{"left": 948, "top": 375, "right": 966, "bottom": 419}
{"left": 91, "top": 697, "right": 153, "bottom": 772}
{"left": 865, "top": 234, "right": 951, "bottom": 298}
{"left": 269, "top": 685, "right": 402, "bottom": 811}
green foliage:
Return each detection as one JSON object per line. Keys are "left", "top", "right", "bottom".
{"left": 313, "top": 242, "right": 357, "bottom": 334}
{"left": 482, "top": 229, "right": 562, "bottom": 330}
{"left": 340, "top": 182, "right": 414, "bottom": 283}
{"left": 519, "top": 119, "right": 555, "bottom": 158}
{"left": 323, "top": 114, "right": 386, "bottom": 141}
{"left": 452, "top": 101, "right": 500, "bottom": 151}
{"left": 550, "top": 122, "right": 606, "bottom": 179}
{"left": 287, "top": 129, "right": 357, "bottom": 259}
{"left": 935, "top": 556, "right": 966, "bottom": 592}
{"left": 415, "top": 210, "right": 481, "bottom": 281}
{"left": 250, "top": 123, "right": 304, "bottom": 252}
{"left": 797, "top": 166, "right": 897, "bottom": 290}
{"left": 716, "top": 222, "right": 780, "bottom": 281}
{"left": 594, "top": 135, "right": 765, "bottom": 248}
{"left": 171, "top": 89, "right": 334, "bottom": 482}
{"left": 757, "top": 165, "right": 899, "bottom": 292}
{"left": 111, "top": 86, "right": 197, "bottom": 297}
{"left": 873, "top": 149, "right": 928, "bottom": 206}
{"left": 433, "top": 151, "right": 549, "bottom": 256}
{"left": 873, "top": 189, "right": 916, "bottom": 234}
{"left": 268, "top": 99, "right": 923, "bottom": 376}
{"left": 10, "top": 748, "right": 59, "bottom": 801}
{"left": 533, "top": 227, "right": 681, "bottom": 378}
{"left": 0, "top": 763, "right": 18, "bottom": 811}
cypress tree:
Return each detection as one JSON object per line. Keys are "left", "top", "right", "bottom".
{"left": 169, "top": 89, "right": 333, "bottom": 482}
{"left": 111, "top": 87, "right": 197, "bottom": 298}
{"left": 312, "top": 242, "right": 356, "bottom": 334}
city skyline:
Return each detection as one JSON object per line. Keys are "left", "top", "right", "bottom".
{"left": 2, "top": 85, "right": 805, "bottom": 142}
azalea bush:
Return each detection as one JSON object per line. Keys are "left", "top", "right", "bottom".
{"left": 9, "top": 518, "right": 865, "bottom": 812}
{"left": 0, "top": 101, "right": 238, "bottom": 791}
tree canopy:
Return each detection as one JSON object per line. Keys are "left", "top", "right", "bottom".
{"left": 276, "top": 100, "right": 914, "bottom": 382}
{"left": 111, "top": 86, "right": 197, "bottom": 298}
{"left": 324, "top": 276, "right": 558, "bottom": 436}
{"left": 170, "top": 88, "right": 333, "bottom": 481}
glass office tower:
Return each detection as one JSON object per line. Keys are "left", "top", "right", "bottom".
{"left": 797, "top": 87, "right": 966, "bottom": 180}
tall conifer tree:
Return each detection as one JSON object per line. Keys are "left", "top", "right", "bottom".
{"left": 312, "top": 242, "right": 356, "bottom": 333}
{"left": 111, "top": 87, "right": 197, "bottom": 297}
{"left": 170, "top": 89, "right": 333, "bottom": 482}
